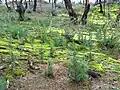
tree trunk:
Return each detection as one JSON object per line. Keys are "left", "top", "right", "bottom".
{"left": 51, "top": 0, "right": 57, "bottom": 16}
{"left": 99, "top": 0, "right": 103, "bottom": 13}
{"left": 29, "top": 0, "right": 31, "bottom": 6}
{"left": 25, "top": 0, "right": 28, "bottom": 9}
{"left": 12, "top": 0, "right": 15, "bottom": 10}
{"left": 81, "top": 0, "right": 90, "bottom": 25}
{"left": 79, "top": 0, "right": 82, "bottom": 4}
{"left": 106, "top": 0, "right": 112, "bottom": 19}
{"left": 107, "top": 3, "right": 111, "bottom": 19}
{"left": 103, "top": 0, "right": 105, "bottom": 15}
{"left": 16, "top": 0, "right": 27, "bottom": 21}
{"left": 0, "top": 0, "right": 2, "bottom": 3}
{"left": 64, "top": 0, "right": 78, "bottom": 24}
{"left": 5, "top": 0, "right": 11, "bottom": 11}
{"left": 33, "top": 0, "right": 37, "bottom": 11}
{"left": 54, "top": 0, "right": 57, "bottom": 8}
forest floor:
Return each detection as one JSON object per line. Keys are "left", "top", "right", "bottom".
{"left": 8, "top": 62, "right": 120, "bottom": 90}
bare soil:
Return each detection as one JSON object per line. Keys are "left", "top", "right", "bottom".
{"left": 8, "top": 62, "right": 120, "bottom": 90}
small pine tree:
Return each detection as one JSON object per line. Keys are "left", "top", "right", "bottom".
{"left": 0, "top": 76, "right": 7, "bottom": 90}
{"left": 47, "top": 58, "right": 53, "bottom": 77}
{"left": 68, "top": 50, "right": 88, "bottom": 82}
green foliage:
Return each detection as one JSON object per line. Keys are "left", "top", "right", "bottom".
{"left": 96, "top": 28, "right": 119, "bottom": 49}
{"left": 11, "top": 28, "right": 28, "bottom": 40}
{"left": 5, "top": 74, "right": 13, "bottom": 80}
{"left": 112, "top": 64, "right": 120, "bottom": 74}
{"left": 90, "top": 64, "right": 104, "bottom": 72}
{"left": 68, "top": 50, "right": 88, "bottom": 82}
{"left": 47, "top": 58, "right": 53, "bottom": 77}
{"left": 0, "top": 5, "right": 120, "bottom": 88}
{"left": 39, "top": 19, "right": 51, "bottom": 27}
{"left": 51, "top": 32, "right": 67, "bottom": 47}
{"left": 112, "top": 88, "right": 120, "bottom": 90}
{"left": 77, "top": 33, "right": 88, "bottom": 46}
{"left": 0, "top": 76, "right": 7, "bottom": 90}
{"left": 13, "top": 69, "right": 26, "bottom": 76}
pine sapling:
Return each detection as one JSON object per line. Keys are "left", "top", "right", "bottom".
{"left": 68, "top": 50, "right": 88, "bottom": 82}
{"left": 47, "top": 58, "right": 53, "bottom": 78}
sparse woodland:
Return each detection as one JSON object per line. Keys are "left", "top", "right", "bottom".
{"left": 0, "top": 0, "right": 120, "bottom": 90}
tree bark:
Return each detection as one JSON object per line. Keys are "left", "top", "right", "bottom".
{"left": 29, "top": 0, "right": 30, "bottom": 5}
{"left": 0, "top": 0, "right": 2, "bottom": 3}
{"left": 81, "top": 0, "right": 90, "bottom": 25}
{"left": 106, "top": 0, "right": 112, "bottom": 19}
{"left": 33, "top": 0, "right": 37, "bottom": 11}
{"left": 16, "top": 0, "right": 27, "bottom": 21}
{"left": 5, "top": 0, "right": 11, "bottom": 11}
{"left": 51, "top": 0, "right": 57, "bottom": 16}
{"left": 64, "top": 0, "right": 78, "bottom": 24}
{"left": 99, "top": 0, "right": 103, "bottom": 13}
{"left": 12, "top": 0, "right": 15, "bottom": 10}
{"left": 103, "top": 0, "right": 105, "bottom": 15}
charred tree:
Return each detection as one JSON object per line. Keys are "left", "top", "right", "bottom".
{"left": 0, "top": 0, "right": 2, "bottom": 3}
{"left": 5, "top": 0, "right": 11, "bottom": 11}
{"left": 103, "top": 0, "right": 106, "bottom": 15}
{"left": 87, "top": 69, "right": 101, "bottom": 78}
{"left": 16, "top": 0, "right": 27, "bottom": 21}
{"left": 81, "top": 0, "right": 90, "bottom": 25}
{"left": 106, "top": 0, "right": 112, "bottom": 19}
{"left": 29, "top": 0, "right": 31, "bottom": 6}
{"left": 24, "top": 0, "right": 28, "bottom": 9}
{"left": 51, "top": 0, "right": 57, "bottom": 16}
{"left": 33, "top": 0, "right": 37, "bottom": 11}
{"left": 64, "top": 0, "right": 78, "bottom": 24}
{"left": 99, "top": 0, "right": 103, "bottom": 13}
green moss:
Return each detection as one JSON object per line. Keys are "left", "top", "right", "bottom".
{"left": 13, "top": 69, "right": 26, "bottom": 76}
{"left": 90, "top": 64, "right": 104, "bottom": 72}
{"left": 5, "top": 74, "right": 13, "bottom": 80}
{"left": 0, "top": 49, "right": 9, "bottom": 54}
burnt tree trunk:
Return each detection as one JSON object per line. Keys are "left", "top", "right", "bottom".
{"left": 12, "top": 0, "right": 15, "bottom": 10}
{"left": 29, "top": 0, "right": 31, "bottom": 6}
{"left": 81, "top": 0, "right": 90, "bottom": 25}
{"left": 0, "top": 0, "right": 2, "bottom": 3}
{"left": 24, "top": 0, "right": 28, "bottom": 9}
{"left": 33, "top": 0, "right": 37, "bottom": 11}
{"left": 99, "top": 0, "right": 103, "bottom": 13}
{"left": 103, "top": 0, "right": 105, "bottom": 15}
{"left": 5, "top": 0, "right": 11, "bottom": 11}
{"left": 51, "top": 0, "right": 57, "bottom": 16}
{"left": 64, "top": 0, "right": 78, "bottom": 24}
{"left": 16, "top": 0, "right": 27, "bottom": 21}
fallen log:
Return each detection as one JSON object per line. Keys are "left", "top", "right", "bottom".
{"left": 87, "top": 69, "right": 101, "bottom": 78}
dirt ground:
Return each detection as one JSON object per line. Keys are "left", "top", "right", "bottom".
{"left": 8, "top": 62, "right": 120, "bottom": 90}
